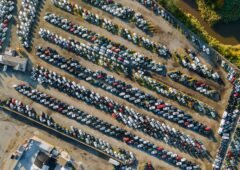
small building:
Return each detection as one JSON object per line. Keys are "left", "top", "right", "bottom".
{"left": 0, "top": 49, "right": 28, "bottom": 72}
{"left": 33, "top": 151, "right": 57, "bottom": 170}
{"left": 7, "top": 136, "right": 76, "bottom": 170}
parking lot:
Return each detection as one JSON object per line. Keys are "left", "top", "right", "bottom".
{"left": 0, "top": 0, "right": 239, "bottom": 170}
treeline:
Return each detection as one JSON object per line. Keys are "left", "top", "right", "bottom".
{"left": 219, "top": 0, "right": 240, "bottom": 23}
{"left": 197, "top": 0, "right": 240, "bottom": 24}
{"left": 156, "top": 0, "right": 240, "bottom": 68}
{"left": 196, "top": 0, "right": 221, "bottom": 26}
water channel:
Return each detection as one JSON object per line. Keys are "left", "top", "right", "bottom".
{"left": 176, "top": 0, "right": 240, "bottom": 45}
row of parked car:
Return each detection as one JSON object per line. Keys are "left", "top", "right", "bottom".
{"left": 17, "top": 0, "right": 40, "bottom": 48}
{"left": 137, "top": 0, "right": 214, "bottom": 57}
{"left": 52, "top": 0, "right": 222, "bottom": 86}
{"left": 52, "top": 0, "right": 170, "bottom": 58}
{"left": 43, "top": 12, "right": 169, "bottom": 76}
{"left": 137, "top": 0, "right": 226, "bottom": 85}
{"left": 15, "top": 84, "right": 201, "bottom": 169}
{"left": 82, "top": 0, "right": 222, "bottom": 84}
{"left": 44, "top": 12, "right": 168, "bottom": 60}
{"left": 135, "top": 72, "right": 217, "bottom": 119}
{"left": 31, "top": 64, "right": 208, "bottom": 159}
{"left": 44, "top": 12, "right": 128, "bottom": 52}
{"left": 213, "top": 85, "right": 239, "bottom": 169}
{"left": 218, "top": 79, "right": 239, "bottom": 137}
{"left": 35, "top": 46, "right": 212, "bottom": 144}
{"left": 82, "top": 0, "right": 153, "bottom": 34}
{"left": 136, "top": 0, "right": 165, "bottom": 16}
{"left": 223, "top": 126, "right": 240, "bottom": 170}
{"left": 213, "top": 60, "right": 240, "bottom": 170}
{"left": 0, "top": 0, "right": 14, "bottom": 51}
{"left": 51, "top": 0, "right": 220, "bottom": 84}
{"left": 5, "top": 98, "right": 135, "bottom": 165}
{"left": 221, "top": 60, "right": 239, "bottom": 85}
{"left": 212, "top": 138, "right": 230, "bottom": 170}
{"left": 175, "top": 50, "right": 222, "bottom": 84}
{"left": 38, "top": 28, "right": 167, "bottom": 77}
{"left": 168, "top": 71, "right": 220, "bottom": 101}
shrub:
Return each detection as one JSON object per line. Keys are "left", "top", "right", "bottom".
{"left": 196, "top": 0, "right": 221, "bottom": 25}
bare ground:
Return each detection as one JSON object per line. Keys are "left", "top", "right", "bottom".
{"left": 0, "top": 0, "right": 235, "bottom": 170}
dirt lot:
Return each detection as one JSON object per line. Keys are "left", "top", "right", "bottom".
{"left": 0, "top": 0, "right": 235, "bottom": 169}
{"left": 0, "top": 111, "right": 113, "bottom": 170}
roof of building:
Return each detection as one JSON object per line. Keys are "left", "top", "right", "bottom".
{"left": 34, "top": 151, "right": 57, "bottom": 170}
{"left": 57, "top": 156, "right": 68, "bottom": 167}
{"left": 7, "top": 136, "right": 75, "bottom": 170}
{"left": 0, "top": 54, "right": 28, "bottom": 72}
{"left": 34, "top": 151, "right": 50, "bottom": 169}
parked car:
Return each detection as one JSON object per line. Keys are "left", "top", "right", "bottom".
{"left": 31, "top": 64, "right": 208, "bottom": 158}
{"left": 82, "top": 0, "right": 153, "bottom": 34}
{"left": 168, "top": 71, "right": 220, "bottom": 101}
{"left": 52, "top": 1, "right": 170, "bottom": 58}
{"left": 0, "top": 0, "right": 14, "bottom": 50}
{"left": 17, "top": 0, "right": 40, "bottom": 48}
{"left": 5, "top": 97, "right": 135, "bottom": 165}
{"left": 175, "top": 50, "right": 223, "bottom": 84}
{"left": 38, "top": 28, "right": 167, "bottom": 77}
{"left": 14, "top": 84, "right": 202, "bottom": 169}
{"left": 135, "top": 72, "right": 218, "bottom": 119}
